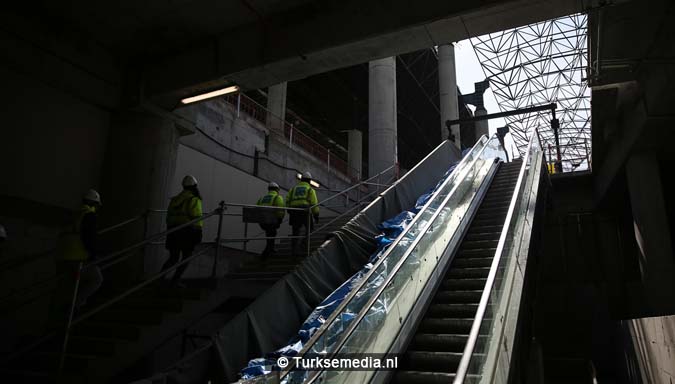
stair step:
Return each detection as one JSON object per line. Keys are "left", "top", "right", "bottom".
{"left": 130, "top": 286, "right": 202, "bottom": 300}
{"left": 67, "top": 336, "right": 118, "bottom": 356}
{"left": 90, "top": 297, "right": 183, "bottom": 313}
{"left": 72, "top": 322, "right": 142, "bottom": 341}
{"left": 428, "top": 303, "right": 479, "bottom": 318}
{"left": 90, "top": 308, "right": 163, "bottom": 325}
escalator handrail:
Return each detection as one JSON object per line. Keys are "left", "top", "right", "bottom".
{"left": 280, "top": 135, "right": 502, "bottom": 381}
{"left": 453, "top": 129, "right": 541, "bottom": 383}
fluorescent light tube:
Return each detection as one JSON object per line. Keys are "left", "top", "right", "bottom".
{"left": 180, "top": 85, "right": 240, "bottom": 104}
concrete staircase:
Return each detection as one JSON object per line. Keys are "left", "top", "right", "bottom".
{"left": 2, "top": 214, "right": 356, "bottom": 383}
{"left": 226, "top": 215, "right": 353, "bottom": 281}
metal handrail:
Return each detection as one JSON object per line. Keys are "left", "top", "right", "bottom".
{"left": 310, "top": 163, "right": 397, "bottom": 210}
{"left": 452, "top": 129, "right": 539, "bottom": 383}
{"left": 0, "top": 212, "right": 154, "bottom": 309}
{"left": 278, "top": 135, "right": 495, "bottom": 380}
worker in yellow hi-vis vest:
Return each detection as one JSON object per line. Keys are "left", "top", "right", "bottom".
{"left": 162, "top": 175, "right": 203, "bottom": 288}
{"left": 57, "top": 189, "right": 104, "bottom": 310}
{"left": 256, "top": 182, "right": 285, "bottom": 259}
{"left": 286, "top": 172, "right": 319, "bottom": 257}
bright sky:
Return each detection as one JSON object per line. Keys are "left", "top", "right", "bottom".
{"left": 454, "top": 40, "right": 519, "bottom": 158}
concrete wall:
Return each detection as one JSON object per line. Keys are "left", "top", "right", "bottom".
{"left": 626, "top": 315, "right": 675, "bottom": 384}
{"left": 0, "top": 63, "right": 111, "bottom": 353}
{"left": 174, "top": 98, "right": 353, "bottom": 204}
{"left": 0, "top": 65, "right": 110, "bottom": 210}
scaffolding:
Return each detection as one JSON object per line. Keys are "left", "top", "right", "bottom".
{"left": 471, "top": 13, "right": 591, "bottom": 171}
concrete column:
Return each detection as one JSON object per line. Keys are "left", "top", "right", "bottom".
{"left": 438, "top": 44, "right": 460, "bottom": 148}
{"left": 101, "top": 112, "right": 181, "bottom": 286}
{"left": 368, "top": 57, "right": 398, "bottom": 179}
{"left": 267, "top": 82, "right": 287, "bottom": 133}
{"left": 347, "top": 130, "right": 363, "bottom": 180}
{"left": 625, "top": 153, "right": 675, "bottom": 312}
{"left": 475, "top": 106, "right": 490, "bottom": 139}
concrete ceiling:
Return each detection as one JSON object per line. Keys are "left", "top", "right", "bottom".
{"left": 3, "top": 0, "right": 604, "bottom": 110}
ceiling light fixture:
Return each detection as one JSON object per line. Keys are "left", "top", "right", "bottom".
{"left": 180, "top": 85, "right": 240, "bottom": 104}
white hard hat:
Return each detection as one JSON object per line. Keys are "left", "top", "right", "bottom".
{"left": 268, "top": 182, "right": 280, "bottom": 190}
{"left": 83, "top": 189, "right": 102, "bottom": 205}
{"left": 302, "top": 172, "right": 313, "bottom": 180}
{"left": 0, "top": 225, "right": 6, "bottom": 239}
{"left": 182, "top": 175, "right": 198, "bottom": 187}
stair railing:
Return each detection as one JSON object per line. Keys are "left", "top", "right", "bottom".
{"left": 1, "top": 165, "right": 400, "bottom": 378}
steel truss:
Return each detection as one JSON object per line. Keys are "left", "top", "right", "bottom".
{"left": 470, "top": 13, "right": 591, "bottom": 171}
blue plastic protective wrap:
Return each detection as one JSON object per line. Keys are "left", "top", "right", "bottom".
{"left": 239, "top": 161, "right": 459, "bottom": 380}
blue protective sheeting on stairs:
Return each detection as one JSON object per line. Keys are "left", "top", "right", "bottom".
{"left": 239, "top": 161, "right": 460, "bottom": 381}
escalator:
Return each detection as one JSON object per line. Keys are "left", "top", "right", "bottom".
{"left": 394, "top": 160, "right": 522, "bottom": 383}
{"left": 254, "top": 131, "right": 547, "bottom": 384}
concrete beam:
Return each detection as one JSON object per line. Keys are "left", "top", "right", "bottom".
{"left": 144, "top": 0, "right": 590, "bottom": 106}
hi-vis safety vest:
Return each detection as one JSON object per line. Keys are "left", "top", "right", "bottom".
{"left": 167, "top": 190, "right": 203, "bottom": 229}
{"left": 286, "top": 181, "right": 319, "bottom": 215}
{"left": 257, "top": 190, "right": 285, "bottom": 219}
{"left": 60, "top": 205, "right": 96, "bottom": 261}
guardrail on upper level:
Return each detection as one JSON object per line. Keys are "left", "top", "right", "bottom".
{"left": 223, "top": 93, "right": 357, "bottom": 180}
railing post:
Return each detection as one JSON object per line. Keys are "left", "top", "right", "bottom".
{"left": 58, "top": 261, "right": 83, "bottom": 376}
{"left": 327, "top": 150, "right": 331, "bottom": 174}
{"left": 243, "top": 222, "right": 248, "bottom": 253}
{"left": 211, "top": 201, "right": 225, "bottom": 279}
{"left": 236, "top": 93, "right": 241, "bottom": 118}
{"left": 289, "top": 124, "right": 294, "bottom": 149}
{"left": 306, "top": 208, "right": 311, "bottom": 258}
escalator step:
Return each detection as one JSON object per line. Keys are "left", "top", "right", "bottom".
{"left": 442, "top": 278, "right": 487, "bottom": 290}
{"left": 460, "top": 240, "right": 499, "bottom": 250}
{"left": 456, "top": 248, "right": 496, "bottom": 258}
{"left": 453, "top": 257, "right": 493, "bottom": 268}
{"left": 471, "top": 217, "right": 506, "bottom": 227}
{"left": 464, "top": 232, "right": 501, "bottom": 242}
{"left": 434, "top": 290, "right": 482, "bottom": 303}
{"left": 466, "top": 225, "right": 503, "bottom": 235}
{"left": 402, "top": 351, "right": 463, "bottom": 372}
{"left": 447, "top": 267, "right": 491, "bottom": 279}
{"left": 411, "top": 333, "right": 468, "bottom": 352}
{"left": 394, "top": 370, "right": 456, "bottom": 384}
{"left": 418, "top": 318, "right": 473, "bottom": 334}
{"left": 427, "top": 303, "right": 478, "bottom": 318}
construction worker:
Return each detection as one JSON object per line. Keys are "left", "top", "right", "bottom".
{"left": 162, "top": 175, "right": 203, "bottom": 287}
{"left": 286, "top": 172, "right": 319, "bottom": 257}
{"left": 59, "top": 189, "right": 104, "bottom": 308}
{"left": 256, "top": 182, "right": 285, "bottom": 259}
